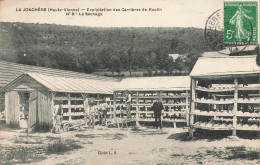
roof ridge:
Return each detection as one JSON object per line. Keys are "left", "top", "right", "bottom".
{"left": 199, "top": 55, "right": 257, "bottom": 59}
{"left": 0, "top": 60, "right": 118, "bottom": 81}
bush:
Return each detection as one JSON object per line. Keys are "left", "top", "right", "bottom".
{"left": 46, "top": 138, "right": 82, "bottom": 155}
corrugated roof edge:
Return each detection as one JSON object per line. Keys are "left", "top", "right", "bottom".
{"left": 0, "top": 60, "right": 119, "bottom": 82}
{"left": 189, "top": 55, "right": 259, "bottom": 78}
{"left": 0, "top": 73, "right": 31, "bottom": 92}
{"left": 0, "top": 73, "right": 114, "bottom": 94}
{"left": 197, "top": 55, "right": 257, "bottom": 59}
{"left": 114, "top": 76, "right": 191, "bottom": 91}
{"left": 114, "top": 87, "right": 190, "bottom": 92}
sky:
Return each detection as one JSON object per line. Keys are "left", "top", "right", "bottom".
{"left": 0, "top": 0, "right": 226, "bottom": 28}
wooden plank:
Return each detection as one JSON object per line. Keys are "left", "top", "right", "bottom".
{"left": 189, "top": 79, "right": 196, "bottom": 137}
{"left": 232, "top": 77, "right": 238, "bottom": 136}
{"left": 37, "top": 91, "right": 52, "bottom": 129}
{"left": 28, "top": 91, "right": 37, "bottom": 133}
{"left": 5, "top": 92, "right": 9, "bottom": 124}
{"left": 5, "top": 91, "right": 20, "bottom": 126}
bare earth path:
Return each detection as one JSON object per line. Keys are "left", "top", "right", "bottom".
{"left": 0, "top": 127, "right": 259, "bottom": 165}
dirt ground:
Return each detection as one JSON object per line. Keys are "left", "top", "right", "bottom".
{"left": 0, "top": 126, "right": 259, "bottom": 165}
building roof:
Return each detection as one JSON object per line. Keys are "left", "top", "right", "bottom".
{"left": 190, "top": 55, "right": 260, "bottom": 78}
{"left": 1, "top": 72, "right": 117, "bottom": 94}
{"left": 202, "top": 46, "right": 256, "bottom": 57}
{"left": 168, "top": 54, "right": 180, "bottom": 60}
{"left": 0, "top": 60, "right": 118, "bottom": 88}
{"left": 115, "top": 76, "right": 190, "bottom": 91}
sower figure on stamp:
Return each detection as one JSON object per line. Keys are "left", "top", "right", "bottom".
{"left": 152, "top": 96, "right": 164, "bottom": 129}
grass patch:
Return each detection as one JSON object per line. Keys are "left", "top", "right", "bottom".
{"left": 206, "top": 146, "right": 260, "bottom": 160}
{"left": 0, "top": 145, "right": 46, "bottom": 164}
{"left": 140, "top": 130, "right": 168, "bottom": 136}
{"left": 75, "top": 134, "right": 96, "bottom": 138}
{"left": 111, "top": 133, "right": 127, "bottom": 140}
{"left": 46, "top": 138, "right": 82, "bottom": 155}
{"left": 171, "top": 153, "right": 186, "bottom": 157}
{"left": 131, "top": 126, "right": 142, "bottom": 132}
{"left": 13, "top": 136, "right": 44, "bottom": 144}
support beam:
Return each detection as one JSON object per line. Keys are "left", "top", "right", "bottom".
{"left": 232, "top": 77, "right": 238, "bottom": 136}
{"left": 68, "top": 93, "right": 71, "bottom": 121}
{"left": 189, "top": 79, "right": 196, "bottom": 137}
{"left": 185, "top": 90, "right": 189, "bottom": 127}
{"left": 136, "top": 91, "right": 140, "bottom": 127}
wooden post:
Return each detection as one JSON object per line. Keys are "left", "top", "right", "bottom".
{"left": 159, "top": 91, "right": 163, "bottom": 128}
{"left": 50, "top": 92, "right": 55, "bottom": 128}
{"left": 189, "top": 79, "right": 196, "bottom": 137}
{"left": 82, "top": 94, "right": 89, "bottom": 116}
{"left": 173, "top": 121, "right": 176, "bottom": 128}
{"left": 113, "top": 92, "right": 116, "bottom": 118}
{"left": 213, "top": 95, "right": 217, "bottom": 120}
{"left": 233, "top": 77, "right": 238, "bottom": 136}
{"left": 185, "top": 90, "right": 189, "bottom": 127}
{"left": 136, "top": 91, "right": 140, "bottom": 127}
{"left": 68, "top": 93, "right": 71, "bottom": 121}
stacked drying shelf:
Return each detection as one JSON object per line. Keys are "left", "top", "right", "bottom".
{"left": 53, "top": 93, "right": 114, "bottom": 122}
{"left": 114, "top": 90, "right": 189, "bottom": 127}
{"left": 190, "top": 78, "right": 260, "bottom": 135}
{"left": 53, "top": 93, "right": 85, "bottom": 121}
{"left": 88, "top": 94, "right": 114, "bottom": 120}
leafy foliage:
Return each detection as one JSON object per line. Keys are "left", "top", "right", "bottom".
{"left": 0, "top": 22, "right": 213, "bottom": 74}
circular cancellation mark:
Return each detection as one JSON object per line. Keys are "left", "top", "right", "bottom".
{"left": 204, "top": 9, "right": 253, "bottom": 55}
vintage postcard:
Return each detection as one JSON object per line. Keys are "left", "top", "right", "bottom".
{"left": 0, "top": 0, "right": 259, "bottom": 165}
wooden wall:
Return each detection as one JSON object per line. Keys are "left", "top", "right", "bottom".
{"left": 4, "top": 75, "right": 53, "bottom": 130}
{"left": 37, "top": 91, "right": 53, "bottom": 129}
{"left": 5, "top": 91, "right": 20, "bottom": 126}
{"left": 0, "top": 92, "right": 5, "bottom": 111}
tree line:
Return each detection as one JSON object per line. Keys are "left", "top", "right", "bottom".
{"left": 0, "top": 22, "right": 213, "bottom": 76}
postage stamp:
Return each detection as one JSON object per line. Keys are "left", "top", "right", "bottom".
{"left": 224, "top": 1, "right": 258, "bottom": 45}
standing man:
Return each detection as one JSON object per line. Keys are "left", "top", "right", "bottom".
{"left": 124, "top": 90, "right": 132, "bottom": 118}
{"left": 53, "top": 101, "right": 63, "bottom": 133}
{"left": 152, "top": 96, "right": 164, "bottom": 129}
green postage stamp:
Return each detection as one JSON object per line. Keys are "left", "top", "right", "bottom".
{"left": 224, "top": 1, "right": 258, "bottom": 44}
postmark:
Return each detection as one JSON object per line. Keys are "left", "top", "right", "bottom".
{"left": 224, "top": 1, "right": 258, "bottom": 45}
{"left": 205, "top": 9, "right": 225, "bottom": 52}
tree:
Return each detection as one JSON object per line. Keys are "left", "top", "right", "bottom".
{"left": 110, "top": 55, "right": 122, "bottom": 75}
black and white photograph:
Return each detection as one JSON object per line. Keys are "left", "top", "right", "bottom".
{"left": 0, "top": 0, "right": 259, "bottom": 164}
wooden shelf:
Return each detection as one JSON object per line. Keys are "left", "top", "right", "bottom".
{"left": 195, "top": 87, "right": 235, "bottom": 92}
{"left": 54, "top": 98, "right": 69, "bottom": 100}
{"left": 236, "top": 112, "right": 260, "bottom": 117}
{"left": 162, "top": 95, "right": 188, "bottom": 98}
{"left": 70, "top": 113, "right": 85, "bottom": 116}
{"left": 162, "top": 119, "right": 186, "bottom": 122}
{"left": 70, "top": 98, "right": 84, "bottom": 101}
{"left": 238, "top": 87, "right": 260, "bottom": 91}
{"left": 193, "top": 124, "right": 232, "bottom": 130}
{"left": 236, "top": 127, "right": 260, "bottom": 131}
{"left": 193, "top": 110, "right": 233, "bottom": 117}
{"left": 164, "top": 103, "right": 187, "bottom": 106}
{"left": 195, "top": 100, "right": 234, "bottom": 104}
{"left": 162, "top": 111, "right": 186, "bottom": 114}
{"left": 237, "top": 100, "right": 260, "bottom": 104}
